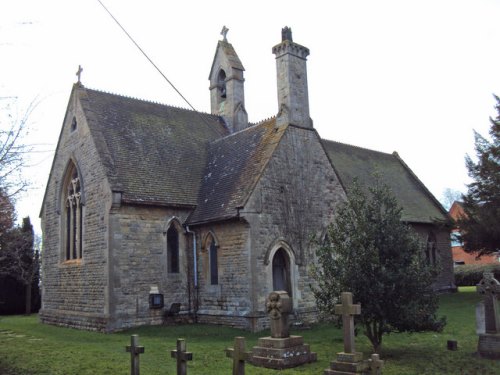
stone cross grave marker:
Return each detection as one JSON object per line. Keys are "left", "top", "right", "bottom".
{"left": 171, "top": 338, "right": 193, "bottom": 375}
{"left": 266, "top": 290, "right": 293, "bottom": 338}
{"left": 125, "top": 334, "right": 145, "bottom": 375}
{"left": 477, "top": 272, "right": 500, "bottom": 334}
{"left": 335, "top": 291, "right": 361, "bottom": 354}
{"left": 225, "top": 336, "right": 252, "bottom": 375}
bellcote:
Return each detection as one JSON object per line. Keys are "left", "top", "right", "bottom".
{"left": 209, "top": 28, "right": 248, "bottom": 133}
{"left": 272, "top": 27, "right": 312, "bottom": 128}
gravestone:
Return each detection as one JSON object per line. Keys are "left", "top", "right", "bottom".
{"left": 225, "top": 336, "right": 252, "bottom": 375}
{"left": 324, "top": 292, "right": 369, "bottom": 375}
{"left": 251, "top": 291, "right": 317, "bottom": 369}
{"left": 171, "top": 338, "right": 193, "bottom": 375}
{"left": 476, "top": 272, "right": 500, "bottom": 359}
{"left": 125, "top": 334, "right": 145, "bottom": 375}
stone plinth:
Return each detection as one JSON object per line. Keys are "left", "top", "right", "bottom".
{"left": 324, "top": 352, "right": 367, "bottom": 375}
{"left": 476, "top": 272, "right": 500, "bottom": 359}
{"left": 251, "top": 335, "right": 317, "bottom": 370}
{"left": 478, "top": 333, "right": 500, "bottom": 359}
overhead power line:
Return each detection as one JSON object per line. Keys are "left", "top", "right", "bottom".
{"left": 96, "top": 0, "right": 197, "bottom": 112}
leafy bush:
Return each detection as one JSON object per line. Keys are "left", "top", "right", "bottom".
{"left": 454, "top": 264, "right": 500, "bottom": 286}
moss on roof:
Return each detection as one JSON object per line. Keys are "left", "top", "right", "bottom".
{"left": 79, "top": 87, "right": 227, "bottom": 206}
{"left": 322, "top": 140, "right": 447, "bottom": 223}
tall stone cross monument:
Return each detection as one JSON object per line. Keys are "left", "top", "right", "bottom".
{"left": 324, "top": 292, "right": 369, "bottom": 375}
{"left": 251, "top": 291, "right": 317, "bottom": 369}
{"left": 335, "top": 292, "right": 361, "bottom": 355}
{"left": 476, "top": 272, "right": 500, "bottom": 359}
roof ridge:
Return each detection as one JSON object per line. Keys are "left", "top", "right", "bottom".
{"left": 211, "top": 116, "right": 277, "bottom": 143}
{"left": 81, "top": 85, "right": 217, "bottom": 117}
{"left": 322, "top": 138, "right": 395, "bottom": 157}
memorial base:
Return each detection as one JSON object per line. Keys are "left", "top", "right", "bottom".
{"left": 324, "top": 352, "right": 368, "bottom": 375}
{"left": 251, "top": 335, "right": 317, "bottom": 370}
{"left": 478, "top": 333, "right": 500, "bottom": 359}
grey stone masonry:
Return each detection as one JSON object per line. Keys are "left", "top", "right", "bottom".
{"left": 273, "top": 27, "right": 311, "bottom": 128}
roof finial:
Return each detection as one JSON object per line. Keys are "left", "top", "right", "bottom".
{"left": 221, "top": 26, "right": 229, "bottom": 42}
{"left": 76, "top": 65, "right": 83, "bottom": 85}
{"left": 281, "top": 26, "right": 292, "bottom": 42}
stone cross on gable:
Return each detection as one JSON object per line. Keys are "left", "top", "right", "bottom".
{"left": 171, "top": 338, "right": 193, "bottom": 375}
{"left": 477, "top": 272, "right": 500, "bottom": 334}
{"left": 266, "top": 291, "right": 293, "bottom": 338}
{"left": 225, "top": 336, "right": 252, "bottom": 375}
{"left": 76, "top": 65, "right": 83, "bottom": 84}
{"left": 125, "top": 334, "right": 145, "bottom": 375}
{"left": 335, "top": 292, "right": 361, "bottom": 353}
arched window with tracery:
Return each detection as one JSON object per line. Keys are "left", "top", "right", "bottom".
{"left": 63, "top": 162, "right": 83, "bottom": 260}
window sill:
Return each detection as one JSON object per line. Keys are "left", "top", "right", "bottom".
{"left": 60, "top": 259, "right": 83, "bottom": 266}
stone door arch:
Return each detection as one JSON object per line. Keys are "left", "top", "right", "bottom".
{"left": 272, "top": 248, "right": 292, "bottom": 297}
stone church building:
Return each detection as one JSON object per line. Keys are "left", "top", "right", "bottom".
{"left": 40, "top": 28, "right": 454, "bottom": 332}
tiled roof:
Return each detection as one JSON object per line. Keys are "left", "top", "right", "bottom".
{"left": 188, "top": 118, "right": 285, "bottom": 224}
{"left": 322, "top": 140, "right": 448, "bottom": 223}
{"left": 78, "top": 87, "right": 228, "bottom": 206}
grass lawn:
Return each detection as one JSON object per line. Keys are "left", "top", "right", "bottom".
{"left": 0, "top": 288, "right": 499, "bottom": 374}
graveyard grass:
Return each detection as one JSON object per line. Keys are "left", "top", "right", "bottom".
{"left": 1, "top": 288, "right": 499, "bottom": 374}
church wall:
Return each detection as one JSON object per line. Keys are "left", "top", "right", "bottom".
{"left": 106, "top": 205, "right": 193, "bottom": 331}
{"left": 40, "top": 97, "right": 111, "bottom": 331}
{"left": 192, "top": 221, "right": 253, "bottom": 329}
{"left": 242, "top": 125, "right": 347, "bottom": 330}
{"left": 411, "top": 223, "right": 456, "bottom": 292}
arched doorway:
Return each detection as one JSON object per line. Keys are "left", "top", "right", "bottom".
{"left": 272, "top": 248, "right": 291, "bottom": 296}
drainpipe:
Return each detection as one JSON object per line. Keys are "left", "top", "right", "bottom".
{"left": 185, "top": 225, "right": 198, "bottom": 321}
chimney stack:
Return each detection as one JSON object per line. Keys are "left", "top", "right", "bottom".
{"left": 272, "top": 27, "right": 312, "bottom": 128}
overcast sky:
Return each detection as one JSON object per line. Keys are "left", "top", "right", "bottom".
{"left": 2, "top": 0, "right": 500, "bottom": 234}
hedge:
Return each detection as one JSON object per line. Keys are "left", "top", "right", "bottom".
{"left": 454, "top": 263, "right": 500, "bottom": 286}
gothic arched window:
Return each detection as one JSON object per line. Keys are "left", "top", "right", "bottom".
{"left": 63, "top": 162, "right": 83, "bottom": 260}
{"left": 426, "top": 232, "right": 437, "bottom": 265}
{"left": 206, "top": 234, "right": 218, "bottom": 285}
{"left": 167, "top": 225, "right": 179, "bottom": 273}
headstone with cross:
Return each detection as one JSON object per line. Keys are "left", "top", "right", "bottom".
{"left": 266, "top": 290, "right": 293, "bottom": 338}
{"left": 251, "top": 290, "right": 317, "bottom": 369}
{"left": 324, "top": 292, "right": 368, "bottom": 375}
{"left": 125, "top": 334, "right": 145, "bottom": 375}
{"left": 335, "top": 292, "right": 361, "bottom": 354}
{"left": 477, "top": 272, "right": 500, "bottom": 334}
{"left": 476, "top": 272, "right": 500, "bottom": 359}
{"left": 171, "top": 338, "right": 193, "bottom": 375}
{"left": 225, "top": 336, "right": 252, "bottom": 375}
{"left": 367, "top": 353, "right": 384, "bottom": 375}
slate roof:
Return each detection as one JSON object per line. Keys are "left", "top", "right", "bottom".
{"left": 78, "top": 87, "right": 228, "bottom": 206}
{"left": 322, "top": 140, "right": 448, "bottom": 223}
{"left": 70, "top": 86, "right": 447, "bottom": 226}
{"left": 188, "top": 117, "right": 285, "bottom": 224}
